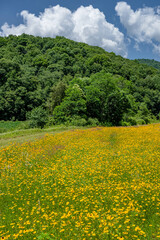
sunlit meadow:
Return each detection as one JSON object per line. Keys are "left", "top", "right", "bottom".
{"left": 0, "top": 124, "right": 160, "bottom": 239}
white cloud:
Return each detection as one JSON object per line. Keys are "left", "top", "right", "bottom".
{"left": 115, "top": 1, "right": 160, "bottom": 49}
{"left": 73, "top": 6, "right": 127, "bottom": 56}
{"left": 134, "top": 42, "right": 140, "bottom": 51}
{"left": 0, "top": 5, "right": 127, "bottom": 57}
{"left": 153, "top": 44, "right": 160, "bottom": 55}
{"left": 156, "top": 6, "right": 160, "bottom": 15}
{"left": 1, "top": 6, "right": 74, "bottom": 38}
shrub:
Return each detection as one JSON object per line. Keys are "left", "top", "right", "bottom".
{"left": 87, "top": 117, "right": 99, "bottom": 126}
{"left": 120, "top": 121, "right": 131, "bottom": 126}
{"left": 17, "top": 121, "right": 30, "bottom": 130}
{"left": 26, "top": 107, "right": 48, "bottom": 129}
{"left": 45, "top": 116, "right": 55, "bottom": 127}
{"left": 69, "top": 115, "right": 87, "bottom": 126}
{"left": 136, "top": 118, "right": 146, "bottom": 125}
{"left": 126, "top": 116, "right": 145, "bottom": 126}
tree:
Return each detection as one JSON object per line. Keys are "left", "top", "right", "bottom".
{"left": 104, "top": 90, "right": 131, "bottom": 125}
{"left": 27, "top": 107, "right": 48, "bottom": 128}
{"left": 47, "top": 81, "right": 67, "bottom": 113}
{"left": 53, "top": 84, "right": 87, "bottom": 124}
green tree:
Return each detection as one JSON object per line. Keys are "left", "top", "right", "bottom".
{"left": 47, "top": 81, "right": 67, "bottom": 113}
{"left": 53, "top": 84, "right": 86, "bottom": 124}
{"left": 27, "top": 107, "right": 48, "bottom": 128}
{"left": 104, "top": 90, "right": 131, "bottom": 125}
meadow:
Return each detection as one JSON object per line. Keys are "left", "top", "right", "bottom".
{"left": 0, "top": 124, "right": 160, "bottom": 239}
{"left": 0, "top": 121, "right": 25, "bottom": 133}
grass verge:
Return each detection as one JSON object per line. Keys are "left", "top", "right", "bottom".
{"left": 0, "top": 125, "right": 87, "bottom": 148}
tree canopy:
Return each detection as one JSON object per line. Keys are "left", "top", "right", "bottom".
{"left": 0, "top": 34, "right": 160, "bottom": 126}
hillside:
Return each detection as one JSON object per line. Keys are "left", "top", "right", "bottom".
{"left": 0, "top": 34, "right": 160, "bottom": 126}
{"left": 137, "top": 59, "right": 160, "bottom": 70}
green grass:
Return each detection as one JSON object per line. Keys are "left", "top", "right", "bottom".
{"left": 0, "top": 120, "right": 33, "bottom": 134}
{"left": 0, "top": 125, "right": 87, "bottom": 148}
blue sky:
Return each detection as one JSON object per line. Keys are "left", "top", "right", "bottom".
{"left": 1, "top": 0, "right": 160, "bottom": 60}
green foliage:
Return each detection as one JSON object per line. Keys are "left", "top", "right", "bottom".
{"left": 53, "top": 72, "right": 132, "bottom": 125}
{"left": 87, "top": 117, "right": 99, "bottom": 126}
{"left": 37, "top": 233, "right": 54, "bottom": 240}
{"left": 47, "top": 81, "right": 67, "bottom": 113}
{"left": 0, "top": 120, "right": 29, "bottom": 132}
{"left": 68, "top": 115, "right": 87, "bottom": 126}
{"left": 137, "top": 58, "right": 160, "bottom": 70}
{"left": 27, "top": 107, "right": 48, "bottom": 128}
{"left": 104, "top": 90, "right": 131, "bottom": 125}
{"left": 53, "top": 83, "right": 87, "bottom": 124}
{"left": 0, "top": 34, "right": 160, "bottom": 125}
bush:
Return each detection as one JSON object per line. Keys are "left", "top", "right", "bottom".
{"left": 120, "top": 121, "right": 131, "bottom": 126}
{"left": 136, "top": 118, "right": 146, "bottom": 125}
{"left": 26, "top": 107, "right": 48, "bottom": 129}
{"left": 87, "top": 117, "right": 99, "bottom": 126}
{"left": 17, "top": 121, "right": 30, "bottom": 130}
{"left": 126, "top": 116, "right": 146, "bottom": 126}
{"left": 69, "top": 115, "right": 87, "bottom": 126}
{"left": 45, "top": 116, "right": 55, "bottom": 127}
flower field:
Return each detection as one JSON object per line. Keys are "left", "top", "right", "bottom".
{"left": 0, "top": 124, "right": 160, "bottom": 239}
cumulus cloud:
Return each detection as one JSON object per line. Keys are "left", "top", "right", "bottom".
{"left": 1, "top": 6, "right": 74, "bottom": 38}
{"left": 115, "top": 1, "right": 160, "bottom": 52}
{"left": 72, "top": 6, "right": 126, "bottom": 56}
{"left": 153, "top": 44, "right": 160, "bottom": 55}
{"left": 0, "top": 5, "right": 127, "bottom": 57}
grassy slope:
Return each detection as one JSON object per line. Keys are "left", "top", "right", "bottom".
{"left": 0, "top": 125, "right": 88, "bottom": 148}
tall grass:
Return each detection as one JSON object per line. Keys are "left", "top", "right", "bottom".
{"left": 0, "top": 124, "right": 160, "bottom": 239}
{"left": 0, "top": 121, "right": 28, "bottom": 133}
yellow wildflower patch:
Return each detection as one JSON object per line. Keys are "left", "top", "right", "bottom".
{"left": 0, "top": 124, "right": 160, "bottom": 239}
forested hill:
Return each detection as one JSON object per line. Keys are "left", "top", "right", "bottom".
{"left": 137, "top": 59, "right": 160, "bottom": 70}
{"left": 0, "top": 34, "right": 160, "bottom": 126}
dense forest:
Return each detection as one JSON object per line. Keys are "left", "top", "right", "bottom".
{"left": 0, "top": 34, "right": 160, "bottom": 127}
{"left": 137, "top": 59, "right": 160, "bottom": 70}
